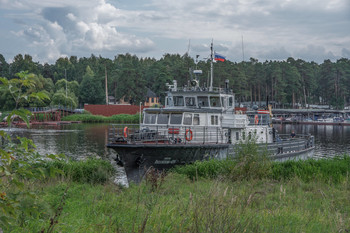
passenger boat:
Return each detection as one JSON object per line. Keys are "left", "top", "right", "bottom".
{"left": 107, "top": 44, "right": 315, "bottom": 169}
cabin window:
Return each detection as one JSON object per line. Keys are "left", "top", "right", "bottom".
{"left": 183, "top": 113, "right": 192, "bottom": 125}
{"left": 211, "top": 115, "right": 219, "bottom": 125}
{"left": 170, "top": 113, "right": 182, "bottom": 125}
{"left": 185, "top": 97, "right": 196, "bottom": 107}
{"left": 198, "top": 96, "right": 209, "bottom": 107}
{"left": 144, "top": 113, "right": 156, "bottom": 124}
{"left": 193, "top": 114, "right": 200, "bottom": 125}
{"left": 157, "top": 113, "right": 169, "bottom": 124}
{"left": 210, "top": 96, "right": 221, "bottom": 107}
{"left": 236, "top": 132, "right": 239, "bottom": 140}
{"left": 173, "top": 96, "right": 184, "bottom": 106}
{"left": 151, "top": 98, "right": 154, "bottom": 103}
{"left": 221, "top": 97, "right": 227, "bottom": 108}
{"left": 242, "top": 131, "right": 246, "bottom": 140}
{"left": 228, "top": 97, "right": 233, "bottom": 107}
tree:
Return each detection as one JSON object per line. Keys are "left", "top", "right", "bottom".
{"left": 0, "top": 71, "right": 50, "bottom": 109}
{"left": 79, "top": 66, "right": 104, "bottom": 105}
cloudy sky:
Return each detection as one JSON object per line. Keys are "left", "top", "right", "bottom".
{"left": 0, "top": 0, "right": 349, "bottom": 64}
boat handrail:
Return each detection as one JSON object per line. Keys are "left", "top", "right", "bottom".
{"left": 108, "top": 124, "right": 228, "bottom": 145}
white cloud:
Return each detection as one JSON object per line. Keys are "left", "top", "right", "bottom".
{"left": 0, "top": 0, "right": 349, "bottom": 63}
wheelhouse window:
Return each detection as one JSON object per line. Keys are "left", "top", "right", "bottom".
{"left": 170, "top": 113, "right": 182, "bottom": 125}
{"left": 157, "top": 113, "right": 169, "bottom": 124}
{"left": 210, "top": 96, "right": 221, "bottom": 107}
{"left": 185, "top": 97, "right": 196, "bottom": 107}
{"left": 228, "top": 97, "right": 233, "bottom": 107}
{"left": 183, "top": 113, "right": 192, "bottom": 125}
{"left": 144, "top": 113, "right": 156, "bottom": 124}
{"left": 173, "top": 96, "right": 184, "bottom": 106}
{"left": 221, "top": 97, "right": 227, "bottom": 108}
{"left": 197, "top": 96, "right": 209, "bottom": 107}
{"left": 211, "top": 115, "right": 219, "bottom": 125}
{"left": 193, "top": 114, "right": 200, "bottom": 125}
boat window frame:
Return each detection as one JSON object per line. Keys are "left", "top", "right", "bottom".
{"left": 197, "top": 96, "right": 209, "bottom": 107}
{"left": 193, "top": 114, "right": 200, "bottom": 125}
{"left": 144, "top": 113, "right": 157, "bottom": 124}
{"left": 183, "top": 113, "right": 193, "bottom": 125}
{"left": 173, "top": 96, "right": 184, "bottom": 106}
{"left": 157, "top": 113, "right": 169, "bottom": 124}
{"left": 228, "top": 96, "right": 233, "bottom": 107}
{"left": 210, "top": 96, "right": 221, "bottom": 107}
{"left": 170, "top": 113, "right": 183, "bottom": 125}
{"left": 185, "top": 96, "right": 196, "bottom": 108}
{"left": 210, "top": 115, "right": 219, "bottom": 125}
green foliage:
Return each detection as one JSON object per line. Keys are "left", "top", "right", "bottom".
{"left": 0, "top": 71, "right": 50, "bottom": 109}
{"left": 61, "top": 113, "right": 139, "bottom": 123}
{"left": 79, "top": 66, "right": 105, "bottom": 104}
{"left": 1, "top": 54, "right": 350, "bottom": 110}
{"left": 0, "top": 131, "right": 64, "bottom": 229}
{"left": 6, "top": 171, "right": 350, "bottom": 232}
{"left": 44, "top": 159, "right": 115, "bottom": 184}
{"left": 271, "top": 155, "right": 350, "bottom": 184}
{"left": 50, "top": 88, "right": 78, "bottom": 109}
{"left": 172, "top": 139, "right": 272, "bottom": 181}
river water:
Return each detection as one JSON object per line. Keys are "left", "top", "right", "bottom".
{"left": 2, "top": 123, "right": 350, "bottom": 183}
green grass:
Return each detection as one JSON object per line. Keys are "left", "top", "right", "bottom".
{"left": 43, "top": 158, "right": 116, "bottom": 184}
{"left": 4, "top": 156, "right": 350, "bottom": 232}
{"left": 61, "top": 113, "right": 139, "bottom": 123}
{"left": 7, "top": 171, "right": 350, "bottom": 232}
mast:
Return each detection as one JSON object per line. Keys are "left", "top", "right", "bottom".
{"left": 210, "top": 40, "right": 214, "bottom": 91}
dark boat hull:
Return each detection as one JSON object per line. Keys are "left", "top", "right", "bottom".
{"left": 107, "top": 143, "right": 230, "bottom": 168}
{"left": 108, "top": 140, "right": 315, "bottom": 169}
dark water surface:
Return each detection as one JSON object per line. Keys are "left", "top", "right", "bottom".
{"left": 3, "top": 123, "right": 350, "bottom": 159}
{"left": 2, "top": 123, "right": 350, "bottom": 183}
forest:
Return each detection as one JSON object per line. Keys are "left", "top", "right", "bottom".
{"left": 0, "top": 53, "right": 349, "bottom": 110}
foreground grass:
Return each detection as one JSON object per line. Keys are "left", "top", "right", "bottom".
{"left": 5, "top": 157, "right": 350, "bottom": 232}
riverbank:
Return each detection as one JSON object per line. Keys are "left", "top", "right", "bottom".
{"left": 61, "top": 113, "right": 139, "bottom": 123}
{"left": 3, "top": 156, "right": 350, "bottom": 232}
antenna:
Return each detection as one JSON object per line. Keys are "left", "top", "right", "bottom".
{"left": 187, "top": 39, "right": 191, "bottom": 55}
{"left": 210, "top": 39, "right": 214, "bottom": 91}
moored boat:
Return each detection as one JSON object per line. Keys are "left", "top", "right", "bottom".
{"left": 107, "top": 43, "right": 315, "bottom": 169}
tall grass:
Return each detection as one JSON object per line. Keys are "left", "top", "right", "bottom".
{"left": 172, "top": 138, "right": 272, "bottom": 181}
{"left": 271, "top": 155, "right": 350, "bottom": 183}
{"left": 43, "top": 158, "right": 116, "bottom": 184}
{"left": 61, "top": 113, "right": 139, "bottom": 123}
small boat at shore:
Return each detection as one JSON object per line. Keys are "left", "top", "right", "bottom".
{"left": 107, "top": 43, "right": 315, "bottom": 169}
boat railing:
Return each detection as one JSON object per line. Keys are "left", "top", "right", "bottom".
{"left": 107, "top": 124, "right": 228, "bottom": 145}
{"left": 172, "top": 86, "right": 232, "bottom": 94}
{"left": 264, "top": 134, "right": 315, "bottom": 154}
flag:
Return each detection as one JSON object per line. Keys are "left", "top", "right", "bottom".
{"left": 214, "top": 53, "right": 225, "bottom": 62}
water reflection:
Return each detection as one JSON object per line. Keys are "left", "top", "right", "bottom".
{"left": 2, "top": 123, "right": 350, "bottom": 184}
{"left": 274, "top": 124, "right": 350, "bottom": 158}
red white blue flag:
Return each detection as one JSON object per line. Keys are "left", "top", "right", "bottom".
{"left": 214, "top": 53, "right": 225, "bottom": 62}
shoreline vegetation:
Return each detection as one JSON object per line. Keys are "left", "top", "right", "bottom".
{"left": 2, "top": 153, "right": 350, "bottom": 232}
{"left": 61, "top": 113, "right": 139, "bottom": 123}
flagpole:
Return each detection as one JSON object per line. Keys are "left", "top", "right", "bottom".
{"left": 210, "top": 39, "right": 213, "bottom": 91}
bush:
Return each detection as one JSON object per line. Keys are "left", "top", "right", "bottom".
{"left": 61, "top": 113, "right": 139, "bottom": 123}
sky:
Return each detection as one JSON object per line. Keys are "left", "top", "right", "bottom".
{"left": 0, "top": 0, "right": 349, "bottom": 64}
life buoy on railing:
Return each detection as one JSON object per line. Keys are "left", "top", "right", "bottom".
{"left": 185, "top": 129, "right": 193, "bottom": 141}
{"left": 254, "top": 115, "right": 259, "bottom": 125}
{"left": 123, "top": 126, "right": 128, "bottom": 138}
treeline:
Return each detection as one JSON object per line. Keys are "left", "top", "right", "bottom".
{"left": 0, "top": 53, "right": 349, "bottom": 110}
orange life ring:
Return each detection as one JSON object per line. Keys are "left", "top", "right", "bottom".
{"left": 123, "top": 127, "right": 128, "bottom": 138}
{"left": 254, "top": 115, "right": 259, "bottom": 125}
{"left": 185, "top": 129, "right": 193, "bottom": 141}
